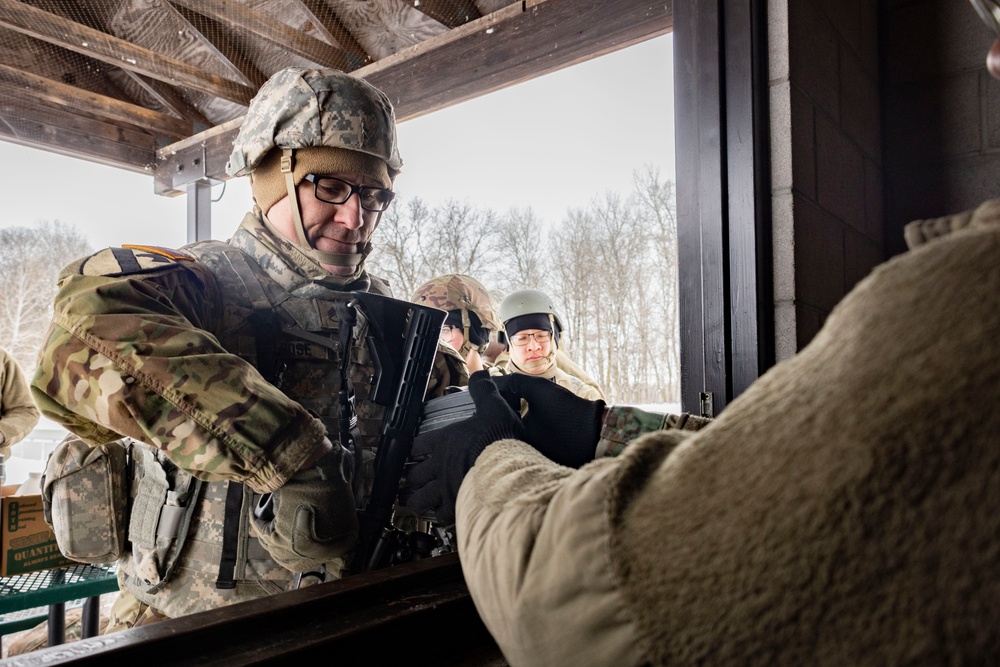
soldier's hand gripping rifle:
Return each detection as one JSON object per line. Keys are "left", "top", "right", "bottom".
{"left": 341, "top": 291, "right": 445, "bottom": 573}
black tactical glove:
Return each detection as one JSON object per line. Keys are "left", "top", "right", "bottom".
{"left": 403, "top": 371, "right": 525, "bottom": 525}
{"left": 492, "top": 373, "right": 606, "bottom": 468}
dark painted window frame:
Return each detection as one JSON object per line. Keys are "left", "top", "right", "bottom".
{"left": 674, "top": 0, "right": 774, "bottom": 416}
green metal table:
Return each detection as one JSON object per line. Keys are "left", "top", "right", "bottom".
{"left": 0, "top": 563, "right": 118, "bottom": 650}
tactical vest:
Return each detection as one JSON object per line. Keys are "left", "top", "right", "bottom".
{"left": 119, "top": 239, "right": 387, "bottom": 617}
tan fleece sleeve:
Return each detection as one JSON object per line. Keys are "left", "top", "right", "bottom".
{"left": 457, "top": 439, "right": 647, "bottom": 667}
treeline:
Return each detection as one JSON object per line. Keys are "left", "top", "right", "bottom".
{"left": 0, "top": 221, "right": 92, "bottom": 375}
{"left": 369, "top": 166, "right": 680, "bottom": 404}
{"left": 0, "top": 169, "right": 680, "bottom": 405}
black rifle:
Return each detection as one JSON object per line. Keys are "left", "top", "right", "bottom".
{"left": 345, "top": 291, "right": 445, "bottom": 572}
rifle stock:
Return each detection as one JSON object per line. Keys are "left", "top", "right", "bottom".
{"left": 347, "top": 291, "right": 445, "bottom": 572}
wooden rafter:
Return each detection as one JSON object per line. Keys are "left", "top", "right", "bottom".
{"left": 0, "top": 89, "right": 157, "bottom": 170}
{"left": 289, "top": 0, "right": 371, "bottom": 65}
{"left": 0, "top": 64, "right": 193, "bottom": 138}
{"left": 167, "top": 0, "right": 364, "bottom": 71}
{"left": 0, "top": 109, "right": 17, "bottom": 137}
{"left": 155, "top": 0, "right": 671, "bottom": 194}
{"left": 400, "top": 0, "right": 482, "bottom": 29}
{"left": 0, "top": 0, "right": 255, "bottom": 106}
{"left": 122, "top": 70, "right": 214, "bottom": 128}
{"left": 163, "top": 1, "right": 267, "bottom": 90}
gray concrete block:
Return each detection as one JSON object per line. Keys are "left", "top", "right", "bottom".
{"left": 882, "top": 1, "right": 937, "bottom": 84}
{"left": 821, "top": 0, "right": 861, "bottom": 57}
{"left": 768, "top": 0, "right": 790, "bottom": 81}
{"left": 789, "top": 0, "right": 840, "bottom": 120}
{"left": 844, "top": 228, "right": 883, "bottom": 293}
{"left": 770, "top": 81, "right": 793, "bottom": 190}
{"left": 840, "top": 47, "right": 881, "bottom": 160}
{"left": 771, "top": 191, "right": 796, "bottom": 302}
{"left": 793, "top": 193, "right": 846, "bottom": 311}
{"left": 816, "top": 113, "right": 866, "bottom": 232}
{"left": 791, "top": 83, "right": 817, "bottom": 199}
{"left": 864, "top": 158, "right": 885, "bottom": 244}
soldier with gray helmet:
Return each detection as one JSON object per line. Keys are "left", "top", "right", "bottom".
{"left": 496, "top": 288, "right": 605, "bottom": 400}
{"left": 31, "top": 67, "right": 414, "bottom": 631}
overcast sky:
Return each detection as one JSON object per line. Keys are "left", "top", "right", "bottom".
{"left": 0, "top": 34, "right": 673, "bottom": 251}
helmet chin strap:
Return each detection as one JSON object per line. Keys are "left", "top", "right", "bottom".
{"left": 279, "top": 149, "right": 375, "bottom": 276}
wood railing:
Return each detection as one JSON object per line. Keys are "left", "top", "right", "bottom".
{"left": 4, "top": 553, "right": 508, "bottom": 666}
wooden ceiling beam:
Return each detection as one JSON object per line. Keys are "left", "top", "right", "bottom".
{"left": 400, "top": 0, "right": 482, "bottom": 29}
{"left": 0, "top": 91, "right": 157, "bottom": 171}
{"left": 0, "top": 110, "right": 17, "bottom": 137}
{"left": 0, "top": 0, "right": 255, "bottom": 106}
{"left": 362, "top": 0, "right": 672, "bottom": 119}
{"left": 164, "top": 2, "right": 268, "bottom": 90}
{"left": 0, "top": 64, "right": 193, "bottom": 139}
{"left": 122, "top": 70, "right": 214, "bottom": 129}
{"left": 290, "top": 0, "right": 372, "bottom": 66}
{"left": 167, "top": 0, "right": 365, "bottom": 71}
{"left": 155, "top": 0, "right": 671, "bottom": 195}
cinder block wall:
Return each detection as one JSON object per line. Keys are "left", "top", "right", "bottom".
{"left": 769, "top": 0, "right": 884, "bottom": 359}
{"left": 768, "top": 0, "right": 997, "bottom": 358}
{"left": 881, "top": 0, "right": 999, "bottom": 257}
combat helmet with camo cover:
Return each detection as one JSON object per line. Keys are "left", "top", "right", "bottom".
{"left": 226, "top": 67, "right": 402, "bottom": 283}
{"left": 412, "top": 274, "right": 502, "bottom": 357}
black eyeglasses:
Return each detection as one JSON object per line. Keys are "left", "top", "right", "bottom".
{"left": 303, "top": 174, "right": 395, "bottom": 212}
{"left": 509, "top": 330, "right": 552, "bottom": 346}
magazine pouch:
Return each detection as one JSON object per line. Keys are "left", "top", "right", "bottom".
{"left": 127, "top": 444, "right": 202, "bottom": 593}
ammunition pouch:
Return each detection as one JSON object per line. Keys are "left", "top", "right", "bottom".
{"left": 128, "top": 444, "right": 202, "bottom": 593}
{"left": 42, "top": 435, "right": 130, "bottom": 564}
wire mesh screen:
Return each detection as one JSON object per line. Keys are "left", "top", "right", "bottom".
{"left": 0, "top": 0, "right": 508, "bottom": 167}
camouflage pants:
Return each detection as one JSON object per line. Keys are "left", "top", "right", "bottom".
{"left": 105, "top": 589, "right": 171, "bottom": 634}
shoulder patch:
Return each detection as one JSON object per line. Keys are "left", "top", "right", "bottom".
{"left": 122, "top": 244, "right": 196, "bottom": 261}
{"left": 80, "top": 245, "right": 195, "bottom": 277}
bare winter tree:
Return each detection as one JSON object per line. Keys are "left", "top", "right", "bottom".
{"left": 633, "top": 166, "right": 680, "bottom": 401}
{"left": 370, "top": 195, "right": 435, "bottom": 298}
{"left": 369, "top": 197, "right": 506, "bottom": 299}
{"left": 0, "top": 221, "right": 92, "bottom": 373}
{"left": 369, "top": 168, "right": 680, "bottom": 405}
{"left": 422, "top": 199, "right": 500, "bottom": 279}
{"left": 492, "top": 207, "right": 549, "bottom": 297}
{"left": 547, "top": 168, "right": 680, "bottom": 404}
{"left": 549, "top": 208, "right": 605, "bottom": 386}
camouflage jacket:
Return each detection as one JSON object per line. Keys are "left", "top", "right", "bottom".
{"left": 595, "top": 405, "right": 711, "bottom": 458}
{"left": 31, "top": 213, "right": 390, "bottom": 495}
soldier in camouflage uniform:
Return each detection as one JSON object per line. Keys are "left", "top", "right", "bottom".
{"left": 495, "top": 289, "right": 606, "bottom": 400}
{"left": 31, "top": 67, "right": 416, "bottom": 631}
{"left": 412, "top": 274, "right": 503, "bottom": 385}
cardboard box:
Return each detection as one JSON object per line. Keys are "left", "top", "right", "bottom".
{"left": 1, "top": 485, "right": 73, "bottom": 576}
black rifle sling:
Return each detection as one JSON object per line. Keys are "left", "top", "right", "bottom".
{"left": 215, "top": 481, "right": 244, "bottom": 589}
{"left": 335, "top": 300, "right": 365, "bottom": 502}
